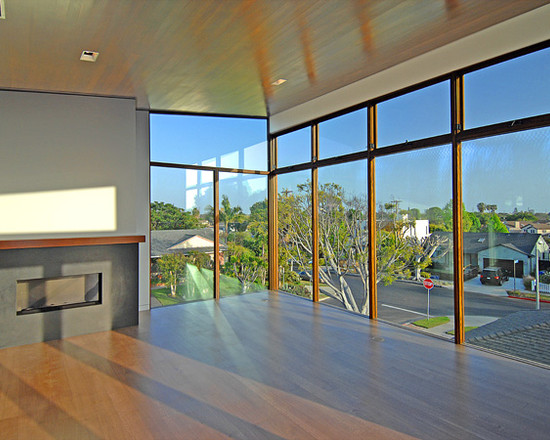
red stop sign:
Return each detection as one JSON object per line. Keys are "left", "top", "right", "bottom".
{"left": 423, "top": 278, "right": 434, "bottom": 290}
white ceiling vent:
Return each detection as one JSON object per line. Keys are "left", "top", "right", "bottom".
{"left": 80, "top": 50, "right": 99, "bottom": 62}
{"left": 0, "top": 0, "right": 6, "bottom": 19}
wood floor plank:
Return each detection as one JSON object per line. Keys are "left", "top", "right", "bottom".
{"left": 0, "top": 291, "right": 549, "bottom": 439}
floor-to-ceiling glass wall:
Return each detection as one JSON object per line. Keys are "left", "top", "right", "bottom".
{"left": 219, "top": 172, "right": 268, "bottom": 297}
{"left": 150, "top": 167, "right": 214, "bottom": 307}
{"left": 375, "top": 146, "right": 454, "bottom": 335}
{"left": 459, "top": 47, "right": 550, "bottom": 362}
{"left": 318, "top": 161, "right": 369, "bottom": 313}
{"left": 317, "top": 109, "right": 370, "bottom": 313}
{"left": 271, "top": 43, "right": 550, "bottom": 364}
{"left": 150, "top": 113, "right": 267, "bottom": 307}
{"left": 278, "top": 171, "right": 313, "bottom": 298}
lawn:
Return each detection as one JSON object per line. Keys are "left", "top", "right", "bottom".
{"left": 446, "top": 327, "right": 477, "bottom": 335}
{"left": 152, "top": 274, "right": 267, "bottom": 305}
{"left": 151, "top": 287, "right": 186, "bottom": 306}
{"left": 412, "top": 316, "right": 450, "bottom": 329}
{"left": 507, "top": 290, "right": 550, "bottom": 301}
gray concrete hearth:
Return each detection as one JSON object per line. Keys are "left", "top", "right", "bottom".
{"left": 0, "top": 242, "right": 139, "bottom": 348}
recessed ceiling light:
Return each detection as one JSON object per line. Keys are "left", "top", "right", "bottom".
{"left": 271, "top": 78, "right": 287, "bottom": 86}
{"left": 80, "top": 50, "right": 99, "bottom": 62}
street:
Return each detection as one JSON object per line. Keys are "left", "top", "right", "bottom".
{"left": 321, "top": 275, "right": 550, "bottom": 325}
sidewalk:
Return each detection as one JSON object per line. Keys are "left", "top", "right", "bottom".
{"left": 408, "top": 315, "right": 498, "bottom": 340}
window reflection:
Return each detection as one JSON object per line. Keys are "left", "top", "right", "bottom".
{"left": 376, "top": 146, "right": 454, "bottom": 335}
{"left": 318, "top": 161, "right": 369, "bottom": 314}
{"left": 278, "top": 171, "right": 312, "bottom": 298}
{"left": 219, "top": 173, "right": 268, "bottom": 297}
{"left": 277, "top": 128, "right": 310, "bottom": 168}
{"left": 378, "top": 81, "right": 450, "bottom": 147}
{"left": 150, "top": 167, "right": 214, "bottom": 307}
{"left": 319, "top": 109, "right": 367, "bottom": 159}
{"left": 465, "top": 47, "right": 550, "bottom": 128}
{"left": 462, "top": 127, "right": 550, "bottom": 364}
{"left": 150, "top": 114, "right": 267, "bottom": 170}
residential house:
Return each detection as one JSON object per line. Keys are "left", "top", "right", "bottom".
{"left": 432, "top": 231, "right": 549, "bottom": 277}
{"left": 151, "top": 228, "right": 224, "bottom": 260}
{"left": 504, "top": 220, "right": 550, "bottom": 235}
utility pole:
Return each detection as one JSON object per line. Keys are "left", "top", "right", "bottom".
{"left": 536, "top": 244, "right": 540, "bottom": 310}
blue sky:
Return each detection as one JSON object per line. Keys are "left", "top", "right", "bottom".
{"left": 151, "top": 47, "right": 550, "bottom": 214}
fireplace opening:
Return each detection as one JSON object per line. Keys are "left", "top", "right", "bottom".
{"left": 16, "top": 273, "right": 102, "bottom": 315}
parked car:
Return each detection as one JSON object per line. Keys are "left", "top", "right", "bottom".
{"left": 480, "top": 267, "right": 508, "bottom": 286}
{"left": 464, "top": 265, "right": 479, "bottom": 280}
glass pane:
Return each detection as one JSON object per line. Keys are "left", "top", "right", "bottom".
{"left": 150, "top": 114, "right": 267, "bottom": 170}
{"left": 378, "top": 81, "right": 450, "bottom": 147}
{"left": 376, "top": 146, "right": 454, "bottom": 336}
{"left": 219, "top": 173, "right": 268, "bottom": 297}
{"left": 319, "top": 109, "right": 367, "bottom": 159}
{"left": 278, "top": 171, "right": 312, "bottom": 298}
{"left": 465, "top": 48, "right": 550, "bottom": 128}
{"left": 462, "top": 127, "right": 550, "bottom": 366}
{"left": 150, "top": 167, "right": 214, "bottom": 307}
{"left": 318, "top": 161, "right": 369, "bottom": 314}
{"left": 277, "top": 127, "right": 310, "bottom": 168}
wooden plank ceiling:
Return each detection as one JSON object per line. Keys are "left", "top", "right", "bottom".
{"left": 0, "top": 0, "right": 548, "bottom": 117}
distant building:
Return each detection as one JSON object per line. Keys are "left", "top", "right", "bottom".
{"left": 504, "top": 221, "right": 550, "bottom": 235}
{"left": 151, "top": 228, "right": 227, "bottom": 260}
{"left": 403, "top": 219, "right": 430, "bottom": 241}
{"left": 432, "top": 231, "right": 549, "bottom": 277}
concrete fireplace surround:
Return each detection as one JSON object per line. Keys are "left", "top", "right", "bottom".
{"left": 0, "top": 236, "right": 145, "bottom": 348}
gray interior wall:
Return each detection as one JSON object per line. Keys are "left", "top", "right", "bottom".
{"left": 0, "top": 90, "right": 151, "bottom": 309}
{"left": 136, "top": 110, "right": 151, "bottom": 310}
{"left": 0, "top": 90, "right": 138, "bottom": 237}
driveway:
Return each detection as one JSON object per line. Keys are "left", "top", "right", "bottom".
{"left": 464, "top": 275, "right": 521, "bottom": 297}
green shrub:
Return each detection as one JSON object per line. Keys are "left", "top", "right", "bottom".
{"left": 540, "top": 271, "right": 550, "bottom": 284}
{"left": 523, "top": 276, "right": 535, "bottom": 290}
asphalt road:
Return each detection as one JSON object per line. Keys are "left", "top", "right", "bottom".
{"left": 321, "top": 275, "right": 550, "bottom": 324}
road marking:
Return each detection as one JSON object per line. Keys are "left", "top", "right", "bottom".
{"left": 381, "top": 304, "right": 426, "bottom": 316}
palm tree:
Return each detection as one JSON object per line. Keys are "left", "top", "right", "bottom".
{"left": 220, "top": 195, "right": 244, "bottom": 235}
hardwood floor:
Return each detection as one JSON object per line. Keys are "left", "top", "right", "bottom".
{"left": 1, "top": 291, "right": 549, "bottom": 439}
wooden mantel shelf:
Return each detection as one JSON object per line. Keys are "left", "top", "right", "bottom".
{"left": 0, "top": 235, "right": 146, "bottom": 250}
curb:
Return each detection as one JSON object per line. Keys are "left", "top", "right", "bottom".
{"left": 507, "top": 295, "right": 550, "bottom": 304}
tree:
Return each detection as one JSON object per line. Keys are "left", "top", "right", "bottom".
{"left": 438, "top": 200, "right": 482, "bottom": 232}
{"left": 487, "top": 213, "right": 508, "bottom": 233}
{"left": 477, "top": 202, "right": 486, "bottom": 213}
{"left": 465, "top": 211, "right": 481, "bottom": 232}
{"left": 247, "top": 200, "right": 268, "bottom": 259}
{"left": 408, "top": 208, "right": 421, "bottom": 220}
{"left": 425, "top": 206, "right": 445, "bottom": 230}
{"left": 187, "top": 251, "right": 211, "bottom": 270}
{"left": 151, "top": 202, "right": 201, "bottom": 230}
{"left": 486, "top": 204, "right": 498, "bottom": 213}
{"left": 278, "top": 182, "right": 441, "bottom": 315}
{"left": 278, "top": 182, "right": 313, "bottom": 278}
{"left": 223, "top": 243, "right": 267, "bottom": 293}
{"left": 505, "top": 211, "right": 538, "bottom": 221}
{"left": 207, "top": 195, "right": 245, "bottom": 235}
{"left": 157, "top": 253, "right": 189, "bottom": 296}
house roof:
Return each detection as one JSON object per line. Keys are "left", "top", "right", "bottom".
{"left": 521, "top": 222, "right": 550, "bottom": 231}
{"left": 504, "top": 221, "right": 550, "bottom": 230}
{"left": 151, "top": 229, "right": 226, "bottom": 258}
{"left": 432, "top": 231, "right": 545, "bottom": 256}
